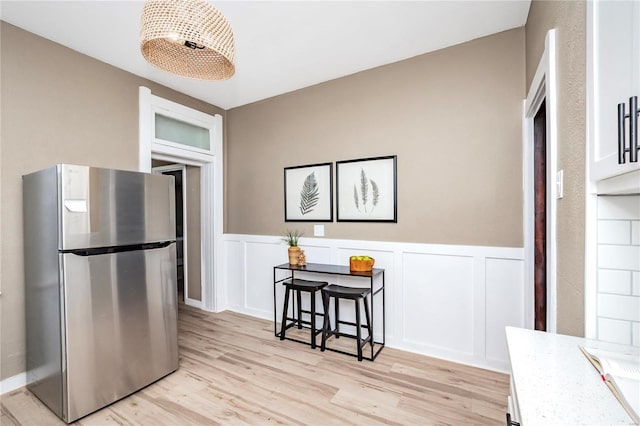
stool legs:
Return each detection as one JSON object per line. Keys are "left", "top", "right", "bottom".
{"left": 363, "top": 294, "right": 373, "bottom": 348}
{"left": 279, "top": 287, "right": 291, "bottom": 340}
{"left": 283, "top": 283, "right": 373, "bottom": 360}
{"left": 310, "top": 291, "right": 317, "bottom": 349}
{"left": 355, "top": 299, "right": 362, "bottom": 361}
{"left": 281, "top": 284, "right": 325, "bottom": 346}
{"left": 321, "top": 291, "right": 330, "bottom": 351}
{"left": 321, "top": 292, "right": 372, "bottom": 361}
{"left": 296, "top": 290, "right": 303, "bottom": 329}
{"left": 334, "top": 298, "right": 340, "bottom": 339}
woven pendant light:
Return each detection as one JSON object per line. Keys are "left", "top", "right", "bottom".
{"left": 140, "top": 0, "right": 235, "bottom": 80}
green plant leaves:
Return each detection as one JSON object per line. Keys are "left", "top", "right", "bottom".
{"left": 282, "top": 229, "right": 302, "bottom": 246}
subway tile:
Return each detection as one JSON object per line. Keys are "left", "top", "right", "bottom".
{"left": 598, "top": 220, "right": 631, "bottom": 245}
{"left": 598, "top": 269, "right": 631, "bottom": 295}
{"left": 633, "top": 272, "right": 640, "bottom": 296}
{"left": 598, "top": 195, "right": 640, "bottom": 220}
{"left": 597, "top": 317, "right": 631, "bottom": 345}
{"left": 598, "top": 245, "right": 640, "bottom": 271}
{"left": 632, "top": 221, "right": 640, "bottom": 245}
{"left": 634, "top": 323, "right": 640, "bottom": 347}
{"left": 597, "top": 293, "right": 640, "bottom": 322}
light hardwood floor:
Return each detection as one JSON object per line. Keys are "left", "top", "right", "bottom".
{"left": 1, "top": 303, "right": 509, "bottom": 425}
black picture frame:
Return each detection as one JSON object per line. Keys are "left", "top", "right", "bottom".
{"left": 284, "top": 162, "right": 333, "bottom": 222}
{"left": 336, "top": 155, "right": 397, "bottom": 222}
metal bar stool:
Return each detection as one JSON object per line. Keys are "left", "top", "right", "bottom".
{"left": 320, "top": 284, "right": 372, "bottom": 361}
{"left": 280, "top": 278, "right": 328, "bottom": 348}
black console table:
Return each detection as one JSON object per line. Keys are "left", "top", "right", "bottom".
{"left": 273, "top": 262, "right": 385, "bottom": 361}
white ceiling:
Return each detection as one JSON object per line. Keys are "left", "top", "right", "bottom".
{"left": 0, "top": 0, "right": 531, "bottom": 110}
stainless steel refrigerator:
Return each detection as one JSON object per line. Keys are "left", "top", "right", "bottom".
{"left": 23, "top": 164, "right": 179, "bottom": 423}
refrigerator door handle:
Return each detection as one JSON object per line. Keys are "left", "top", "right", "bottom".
{"left": 63, "top": 241, "right": 174, "bottom": 257}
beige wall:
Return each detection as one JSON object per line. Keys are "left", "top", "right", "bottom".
{"left": 525, "top": 1, "right": 586, "bottom": 336}
{"left": 226, "top": 29, "right": 526, "bottom": 247}
{"left": 1, "top": 16, "right": 548, "bottom": 381}
{"left": 0, "top": 22, "right": 224, "bottom": 380}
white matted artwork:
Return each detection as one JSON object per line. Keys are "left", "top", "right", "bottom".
{"left": 336, "top": 155, "right": 397, "bottom": 222}
{"left": 284, "top": 162, "right": 333, "bottom": 222}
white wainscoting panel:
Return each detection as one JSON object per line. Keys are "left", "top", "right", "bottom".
{"left": 222, "top": 234, "right": 525, "bottom": 372}
{"left": 299, "top": 244, "right": 333, "bottom": 265}
{"left": 245, "top": 240, "right": 283, "bottom": 319}
{"left": 224, "top": 239, "right": 244, "bottom": 310}
{"left": 485, "top": 257, "right": 525, "bottom": 367}
{"left": 402, "top": 252, "right": 475, "bottom": 355}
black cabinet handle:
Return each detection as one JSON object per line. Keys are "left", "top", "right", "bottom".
{"left": 619, "top": 102, "right": 626, "bottom": 164}
{"left": 618, "top": 95, "right": 640, "bottom": 164}
{"left": 506, "top": 413, "right": 520, "bottom": 426}
{"left": 630, "top": 96, "right": 638, "bottom": 163}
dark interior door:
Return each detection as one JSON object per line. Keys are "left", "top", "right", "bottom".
{"left": 533, "top": 100, "right": 547, "bottom": 331}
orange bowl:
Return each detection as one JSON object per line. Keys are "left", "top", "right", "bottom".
{"left": 349, "top": 257, "right": 375, "bottom": 272}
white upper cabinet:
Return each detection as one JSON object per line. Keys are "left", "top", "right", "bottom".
{"left": 588, "top": 0, "right": 640, "bottom": 183}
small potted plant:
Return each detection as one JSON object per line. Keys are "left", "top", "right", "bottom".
{"left": 282, "top": 229, "right": 303, "bottom": 265}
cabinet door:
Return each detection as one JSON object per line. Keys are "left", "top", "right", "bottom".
{"left": 590, "top": 0, "right": 640, "bottom": 182}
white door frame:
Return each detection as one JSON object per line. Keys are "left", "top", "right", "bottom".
{"left": 522, "top": 29, "right": 558, "bottom": 332}
{"left": 152, "top": 164, "right": 194, "bottom": 306}
{"left": 138, "top": 86, "right": 224, "bottom": 313}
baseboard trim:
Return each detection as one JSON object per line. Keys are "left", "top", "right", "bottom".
{"left": 185, "top": 297, "right": 202, "bottom": 309}
{"left": 1, "top": 372, "right": 26, "bottom": 395}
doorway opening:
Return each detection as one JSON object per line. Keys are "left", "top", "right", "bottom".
{"left": 533, "top": 100, "right": 547, "bottom": 331}
{"left": 523, "top": 29, "right": 558, "bottom": 332}
{"left": 152, "top": 164, "right": 190, "bottom": 304}
{"left": 139, "top": 86, "right": 224, "bottom": 312}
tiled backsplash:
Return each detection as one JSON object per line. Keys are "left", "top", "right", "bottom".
{"left": 597, "top": 195, "right": 640, "bottom": 346}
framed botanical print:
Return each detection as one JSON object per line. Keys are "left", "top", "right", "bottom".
{"left": 284, "top": 162, "right": 333, "bottom": 222}
{"left": 336, "top": 155, "right": 397, "bottom": 222}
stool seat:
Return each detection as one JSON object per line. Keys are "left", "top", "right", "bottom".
{"left": 285, "top": 278, "right": 328, "bottom": 291}
{"left": 322, "top": 284, "right": 371, "bottom": 299}
{"left": 279, "top": 278, "right": 327, "bottom": 349}
{"left": 321, "top": 284, "right": 372, "bottom": 361}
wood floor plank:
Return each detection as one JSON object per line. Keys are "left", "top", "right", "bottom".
{"left": 0, "top": 401, "right": 21, "bottom": 426}
{"left": 1, "top": 304, "right": 509, "bottom": 425}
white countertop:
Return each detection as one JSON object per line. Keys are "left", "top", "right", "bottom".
{"left": 506, "top": 327, "right": 639, "bottom": 425}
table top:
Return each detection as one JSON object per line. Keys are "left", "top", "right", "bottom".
{"left": 506, "top": 326, "right": 637, "bottom": 425}
{"left": 274, "top": 262, "right": 384, "bottom": 278}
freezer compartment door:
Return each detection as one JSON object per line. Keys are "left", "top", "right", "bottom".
{"left": 61, "top": 244, "right": 178, "bottom": 422}
{"left": 59, "top": 164, "right": 175, "bottom": 250}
